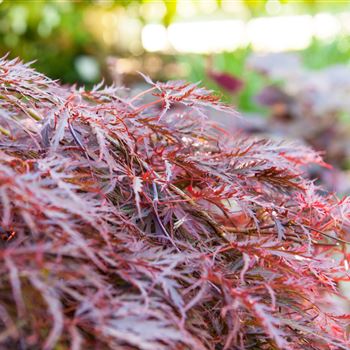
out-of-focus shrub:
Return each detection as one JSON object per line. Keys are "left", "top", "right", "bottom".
{"left": 0, "top": 1, "right": 113, "bottom": 84}
{"left": 245, "top": 52, "right": 350, "bottom": 193}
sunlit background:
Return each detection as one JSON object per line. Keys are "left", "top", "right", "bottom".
{"left": 1, "top": 0, "right": 350, "bottom": 85}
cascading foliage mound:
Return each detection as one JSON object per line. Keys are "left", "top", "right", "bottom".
{"left": 0, "top": 56, "right": 349, "bottom": 350}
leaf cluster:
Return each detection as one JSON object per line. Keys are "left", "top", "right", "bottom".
{"left": 0, "top": 56, "right": 349, "bottom": 349}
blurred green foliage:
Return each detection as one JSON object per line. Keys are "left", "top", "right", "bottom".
{"left": 177, "top": 36, "right": 350, "bottom": 113}
{"left": 0, "top": 1, "right": 103, "bottom": 83}
{"left": 176, "top": 49, "right": 266, "bottom": 113}
{"left": 1, "top": 0, "right": 350, "bottom": 93}
{"left": 242, "top": 0, "right": 350, "bottom": 16}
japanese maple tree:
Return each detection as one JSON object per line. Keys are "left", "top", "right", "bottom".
{"left": 0, "top": 55, "right": 349, "bottom": 350}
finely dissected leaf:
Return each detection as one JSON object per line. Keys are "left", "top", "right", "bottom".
{"left": 0, "top": 56, "right": 349, "bottom": 350}
{"left": 133, "top": 176, "right": 143, "bottom": 216}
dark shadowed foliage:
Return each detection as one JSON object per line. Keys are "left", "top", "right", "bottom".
{"left": 0, "top": 56, "right": 349, "bottom": 349}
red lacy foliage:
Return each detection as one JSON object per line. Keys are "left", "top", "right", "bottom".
{"left": 0, "top": 56, "right": 349, "bottom": 349}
